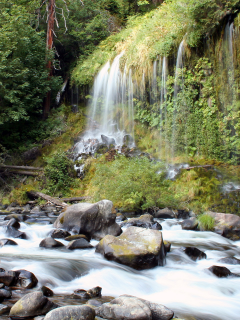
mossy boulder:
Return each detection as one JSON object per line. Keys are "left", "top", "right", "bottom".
{"left": 9, "top": 291, "right": 56, "bottom": 318}
{"left": 96, "top": 226, "right": 165, "bottom": 270}
{"left": 54, "top": 200, "right": 122, "bottom": 240}
{"left": 207, "top": 211, "right": 240, "bottom": 240}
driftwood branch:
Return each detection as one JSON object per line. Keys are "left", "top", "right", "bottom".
{"left": 27, "top": 190, "right": 68, "bottom": 207}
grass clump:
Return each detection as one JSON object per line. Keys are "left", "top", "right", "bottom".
{"left": 197, "top": 214, "right": 215, "bottom": 231}
{"left": 86, "top": 155, "right": 176, "bottom": 211}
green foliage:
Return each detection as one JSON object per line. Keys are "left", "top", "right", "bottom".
{"left": 44, "top": 152, "right": 76, "bottom": 196}
{"left": 197, "top": 213, "right": 215, "bottom": 231}
{"left": 87, "top": 155, "right": 175, "bottom": 211}
{"left": 0, "top": 2, "right": 61, "bottom": 125}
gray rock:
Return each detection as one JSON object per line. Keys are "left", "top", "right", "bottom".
{"left": 87, "top": 299, "right": 103, "bottom": 308}
{"left": 96, "top": 226, "right": 165, "bottom": 270}
{"left": 154, "top": 208, "right": 175, "bottom": 219}
{"left": 30, "top": 205, "right": 42, "bottom": 214}
{"left": 96, "top": 295, "right": 174, "bottom": 320}
{"left": 0, "top": 288, "right": 11, "bottom": 301}
{"left": 67, "top": 238, "right": 93, "bottom": 250}
{"left": 50, "top": 229, "right": 71, "bottom": 239}
{"left": 44, "top": 305, "right": 95, "bottom": 320}
{"left": 54, "top": 200, "right": 122, "bottom": 240}
{"left": 180, "top": 217, "right": 198, "bottom": 231}
{"left": 0, "top": 304, "right": 10, "bottom": 315}
{"left": 15, "top": 269, "right": 38, "bottom": 289}
{"left": 121, "top": 214, "right": 162, "bottom": 230}
{"left": 4, "top": 214, "right": 28, "bottom": 222}
{"left": 39, "top": 237, "right": 64, "bottom": 248}
{"left": 6, "top": 218, "right": 20, "bottom": 229}
{"left": 0, "top": 238, "right": 18, "bottom": 246}
{"left": 0, "top": 271, "right": 16, "bottom": 286}
{"left": 218, "top": 257, "right": 240, "bottom": 265}
{"left": 101, "top": 135, "right": 116, "bottom": 146}
{"left": 207, "top": 211, "right": 240, "bottom": 240}
{"left": 65, "top": 234, "right": 90, "bottom": 242}
{"left": 10, "top": 291, "right": 56, "bottom": 318}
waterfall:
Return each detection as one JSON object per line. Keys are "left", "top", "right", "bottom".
{"left": 75, "top": 52, "right": 135, "bottom": 157}
{"left": 159, "top": 56, "right": 168, "bottom": 160}
{"left": 172, "top": 40, "right": 185, "bottom": 162}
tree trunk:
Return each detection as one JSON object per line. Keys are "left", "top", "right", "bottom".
{"left": 43, "top": 0, "right": 55, "bottom": 119}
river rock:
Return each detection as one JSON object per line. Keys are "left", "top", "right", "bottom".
{"left": 74, "top": 286, "right": 102, "bottom": 300}
{"left": 39, "top": 237, "right": 64, "bottom": 248}
{"left": 0, "top": 304, "right": 10, "bottom": 315}
{"left": 15, "top": 269, "right": 38, "bottom": 289}
{"left": 65, "top": 234, "right": 90, "bottom": 241}
{"left": 50, "top": 229, "right": 71, "bottom": 239}
{"left": 184, "top": 247, "right": 206, "bottom": 261}
{"left": 121, "top": 214, "right": 162, "bottom": 230}
{"left": 180, "top": 217, "right": 198, "bottom": 231}
{"left": 41, "top": 286, "right": 54, "bottom": 297}
{"left": 6, "top": 218, "right": 20, "bottom": 229}
{"left": 4, "top": 214, "right": 28, "bottom": 222}
{"left": 207, "top": 211, "right": 240, "bottom": 240}
{"left": 153, "top": 208, "right": 175, "bottom": 219}
{"left": 87, "top": 299, "right": 103, "bottom": 307}
{"left": 164, "top": 241, "right": 171, "bottom": 253}
{"left": 67, "top": 238, "right": 93, "bottom": 250}
{"left": 6, "top": 224, "right": 27, "bottom": 239}
{"left": 208, "top": 265, "right": 232, "bottom": 278}
{"left": 0, "top": 288, "right": 11, "bottom": 301}
{"left": 10, "top": 291, "right": 56, "bottom": 318}
{"left": 218, "top": 257, "right": 240, "bottom": 265}
{"left": 0, "top": 271, "right": 17, "bottom": 286}
{"left": 96, "top": 295, "right": 174, "bottom": 320}
{"left": 44, "top": 305, "right": 95, "bottom": 320}
{"left": 54, "top": 200, "right": 122, "bottom": 240}
{"left": 96, "top": 226, "right": 165, "bottom": 270}
{"left": 0, "top": 238, "right": 18, "bottom": 246}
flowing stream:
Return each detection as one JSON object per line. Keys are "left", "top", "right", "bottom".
{"left": 1, "top": 215, "right": 240, "bottom": 320}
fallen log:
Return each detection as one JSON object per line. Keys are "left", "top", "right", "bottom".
{"left": 2, "top": 170, "right": 40, "bottom": 176}
{"left": 27, "top": 191, "right": 68, "bottom": 207}
{"left": 0, "top": 165, "right": 42, "bottom": 171}
{"left": 60, "top": 196, "right": 91, "bottom": 202}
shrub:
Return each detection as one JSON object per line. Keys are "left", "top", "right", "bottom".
{"left": 197, "top": 213, "right": 215, "bottom": 231}
{"left": 44, "top": 152, "right": 76, "bottom": 196}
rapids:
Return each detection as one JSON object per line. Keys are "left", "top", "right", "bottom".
{"left": 0, "top": 216, "right": 240, "bottom": 320}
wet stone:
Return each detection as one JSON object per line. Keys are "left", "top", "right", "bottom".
{"left": 15, "top": 269, "right": 38, "bottom": 289}
{"left": 73, "top": 289, "right": 92, "bottom": 300}
{"left": 0, "top": 239, "right": 18, "bottom": 247}
{"left": 41, "top": 286, "right": 54, "bottom": 297}
{"left": 208, "top": 265, "right": 231, "bottom": 278}
{"left": 218, "top": 257, "right": 240, "bottom": 265}
{"left": 0, "top": 288, "right": 11, "bottom": 301}
{"left": 50, "top": 229, "right": 71, "bottom": 239}
{"left": 66, "top": 239, "right": 93, "bottom": 250}
{"left": 184, "top": 247, "right": 207, "bottom": 261}
{"left": 39, "top": 237, "right": 64, "bottom": 248}
{"left": 0, "top": 304, "right": 10, "bottom": 315}
{"left": 0, "top": 271, "right": 17, "bottom": 286}
{"left": 65, "top": 234, "right": 90, "bottom": 242}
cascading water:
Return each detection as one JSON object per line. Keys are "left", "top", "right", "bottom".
{"left": 171, "top": 40, "right": 185, "bottom": 162}
{"left": 1, "top": 213, "right": 240, "bottom": 320}
{"left": 75, "top": 52, "right": 135, "bottom": 158}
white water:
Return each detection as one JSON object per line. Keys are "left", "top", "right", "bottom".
{"left": 1, "top": 217, "right": 240, "bottom": 319}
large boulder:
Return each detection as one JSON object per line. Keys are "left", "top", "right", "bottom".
{"left": 121, "top": 214, "right": 162, "bottom": 230}
{"left": 54, "top": 200, "right": 122, "bottom": 240}
{"left": 96, "top": 226, "right": 165, "bottom": 270}
{"left": 153, "top": 208, "right": 175, "bottom": 219}
{"left": 207, "top": 211, "right": 240, "bottom": 240}
{"left": 44, "top": 305, "right": 95, "bottom": 320}
{"left": 9, "top": 291, "right": 57, "bottom": 318}
{"left": 96, "top": 295, "right": 174, "bottom": 320}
